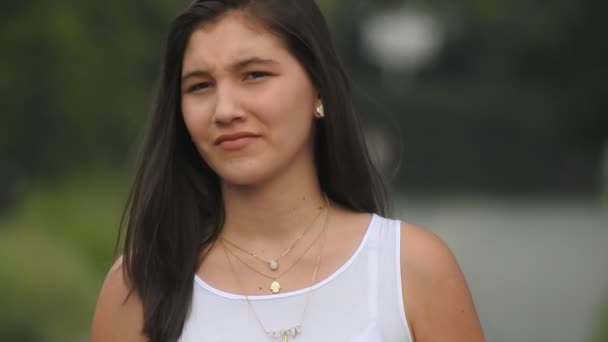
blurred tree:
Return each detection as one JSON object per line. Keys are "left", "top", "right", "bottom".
{"left": 1, "top": 0, "right": 182, "bottom": 181}
{"left": 321, "top": 0, "right": 607, "bottom": 194}
{"left": 1, "top": 0, "right": 606, "bottom": 193}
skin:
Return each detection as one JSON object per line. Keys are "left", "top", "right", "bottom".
{"left": 91, "top": 10, "right": 485, "bottom": 342}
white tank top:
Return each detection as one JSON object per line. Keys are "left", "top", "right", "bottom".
{"left": 179, "top": 214, "right": 413, "bottom": 342}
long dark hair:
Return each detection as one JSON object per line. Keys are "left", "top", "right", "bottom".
{"left": 119, "top": 0, "right": 388, "bottom": 341}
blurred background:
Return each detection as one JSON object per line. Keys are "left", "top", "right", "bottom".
{"left": 0, "top": 0, "right": 606, "bottom": 341}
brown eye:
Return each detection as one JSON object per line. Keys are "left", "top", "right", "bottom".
{"left": 244, "top": 71, "right": 270, "bottom": 80}
{"left": 187, "top": 82, "right": 213, "bottom": 93}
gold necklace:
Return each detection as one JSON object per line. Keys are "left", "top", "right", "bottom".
{"left": 221, "top": 206, "right": 327, "bottom": 294}
{"left": 220, "top": 204, "right": 329, "bottom": 341}
{"left": 222, "top": 196, "right": 327, "bottom": 272}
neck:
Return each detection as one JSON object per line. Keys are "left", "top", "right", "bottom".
{"left": 220, "top": 163, "right": 324, "bottom": 244}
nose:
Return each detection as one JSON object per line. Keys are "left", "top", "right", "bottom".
{"left": 212, "top": 84, "right": 244, "bottom": 125}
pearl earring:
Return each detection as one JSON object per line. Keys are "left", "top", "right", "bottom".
{"left": 315, "top": 104, "right": 325, "bottom": 118}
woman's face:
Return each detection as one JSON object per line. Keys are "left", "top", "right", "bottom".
{"left": 181, "top": 11, "right": 320, "bottom": 187}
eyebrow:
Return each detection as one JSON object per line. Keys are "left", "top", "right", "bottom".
{"left": 181, "top": 57, "right": 279, "bottom": 83}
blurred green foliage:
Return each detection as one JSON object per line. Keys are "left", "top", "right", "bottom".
{"left": 328, "top": 0, "right": 607, "bottom": 193}
{"left": 0, "top": 173, "right": 125, "bottom": 341}
{"left": 1, "top": 0, "right": 606, "bottom": 186}
{"left": 593, "top": 299, "right": 608, "bottom": 342}
{"left": 1, "top": 1, "right": 182, "bottom": 178}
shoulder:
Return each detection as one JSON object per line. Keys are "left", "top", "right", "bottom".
{"left": 90, "top": 256, "right": 147, "bottom": 342}
{"left": 399, "top": 222, "right": 485, "bottom": 341}
{"left": 399, "top": 222, "right": 459, "bottom": 280}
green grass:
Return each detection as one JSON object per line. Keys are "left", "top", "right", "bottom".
{"left": 592, "top": 300, "right": 608, "bottom": 342}
{"left": 0, "top": 172, "right": 126, "bottom": 342}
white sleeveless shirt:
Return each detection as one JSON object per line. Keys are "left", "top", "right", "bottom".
{"left": 179, "top": 214, "right": 413, "bottom": 342}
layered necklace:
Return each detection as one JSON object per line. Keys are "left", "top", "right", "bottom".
{"left": 221, "top": 196, "right": 327, "bottom": 294}
{"left": 220, "top": 201, "right": 330, "bottom": 341}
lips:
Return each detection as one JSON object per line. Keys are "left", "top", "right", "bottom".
{"left": 214, "top": 132, "right": 260, "bottom": 150}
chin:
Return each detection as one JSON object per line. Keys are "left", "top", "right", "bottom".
{"left": 216, "top": 166, "right": 274, "bottom": 188}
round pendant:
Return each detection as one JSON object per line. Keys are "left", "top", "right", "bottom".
{"left": 270, "top": 280, "right": 281, "bottom": 294}
{"left": 268, "top": 259, "right": 279, "bottom": 271}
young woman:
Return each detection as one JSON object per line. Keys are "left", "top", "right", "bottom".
{"left": 91, "top": 0, "right": 484, "bottom": 341}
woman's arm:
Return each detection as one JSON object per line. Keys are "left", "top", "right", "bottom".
{"left": 90, "top": 256, "right": 148, "bottom": 342}
{"left": 401, "top": 223, "right": 485, "bottom": 341}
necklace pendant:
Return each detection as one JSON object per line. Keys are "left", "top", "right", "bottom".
{"left": 268, "top": 326, "right": 301, "bottom": 341}
{"left": 268, "top": 259, "right": 279, "bottom": 271}
{"left": 270, "top": 280, "right": 281, "bottom": 294}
